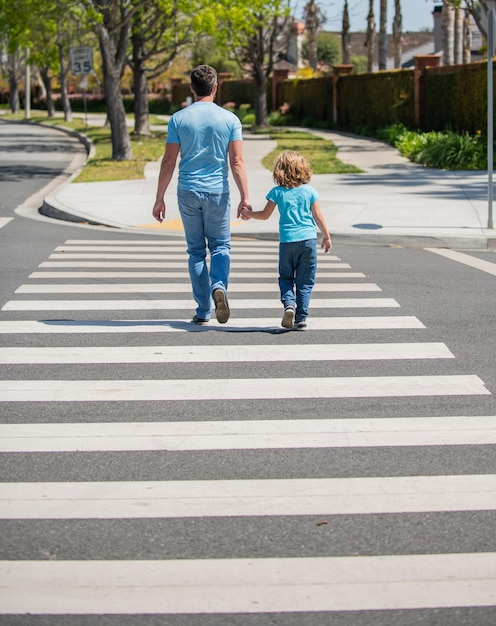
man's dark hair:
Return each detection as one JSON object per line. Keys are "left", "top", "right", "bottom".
{"left": 190, "top": 65, "right": 217, "bottom": 97}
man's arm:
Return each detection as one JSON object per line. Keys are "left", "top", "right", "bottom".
{"left": 152, "top": 142, "right": 180, "bottom": 223}
{"left": 228, "top": 139, "right": 251, "bottom": 218}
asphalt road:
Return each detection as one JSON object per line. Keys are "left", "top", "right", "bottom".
{"left": 0, "top": 122, "right": 496, "bottom": 625}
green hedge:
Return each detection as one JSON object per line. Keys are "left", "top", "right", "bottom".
{"left": 279, "top": 77, "right": 334, "bottom": 127}
{"left": 338, "top": 70, "right": 414, "bottom": 130}
{"left": 423, "top": 62, "right": 492, "bottom": 134}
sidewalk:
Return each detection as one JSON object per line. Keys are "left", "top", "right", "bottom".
{"left": 42, "top": 116, "right": 496, "bottom": 249}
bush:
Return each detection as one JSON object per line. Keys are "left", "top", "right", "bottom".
{"left": 242, "top": 113, "right": 255, "bottom": 126}
{"left": 415, "top": 131, "right": 486, "bottom": 170}
{"left": 378, "top": 124, "right": 487, "bottom": 170}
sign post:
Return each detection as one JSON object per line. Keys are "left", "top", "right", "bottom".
{"left": 488, "top": 11, "right": 495, "bottom": 229}
{"left": 70, "top": 47, "right": 93, "bottom": 129}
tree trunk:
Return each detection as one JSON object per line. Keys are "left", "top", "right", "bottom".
{"left": 463, "top": 10, "right": 472, "bottom": 64}
{"left": 104, "top": 69, "right": 132, "bottom": 160}
{"left": 305, "top": 0, "right": 318, "bottom": 71}
{"left": 392, "top": 0, "right": 402, "bottom": 69}
{"left": 131, "top": 31, "right": 150, "bottom": 136}
{"left": 96, "top": 23, "right": 133, "bottom": 161}
{"left": 7, "top": 50, "right": 21, "bottom": 113}
{"left": 342, "top": 1, "right": 351, "bottom": 65}
{"left": 454, "top": 7, "right": 464, "bottom": 64}
{"left": 253, "top": 70, "right": 268, "bottom": 128}
{"left": 365, "top": 0, "right": 375, "bottom": 73}
{"left": 442, "top": 0, "right": 454, "bottom": 66}
{"left": 133, "top": 65, "right": 150, "bottom": 135}
{"left": 58, "top": 42, "right": 72, "bottom": 122}
{"left": 9, "top": 74, "right": 20, "bottom": 114}
{"left": 379, "top": 0, "right": 387, "bottom": 70}
{"left": 39, "top": 67, "right": 56, "bottom": 117}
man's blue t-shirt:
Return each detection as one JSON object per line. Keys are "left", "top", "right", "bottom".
{"left": 267, "top": 184, "right": 320, "bottom": 243}
{"left": 166, "top": 102, "right": 243, "bottom": 193}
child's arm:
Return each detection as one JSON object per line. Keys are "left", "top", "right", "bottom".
{"left": 241, "top": 200, "right": 276, "bottom": 221}
{"left": 311, "top": 201, "right": 332, "bottom": 253}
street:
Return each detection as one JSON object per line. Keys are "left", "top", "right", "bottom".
{"left": 0, "top": 122, "right": 496, "bottom": 624}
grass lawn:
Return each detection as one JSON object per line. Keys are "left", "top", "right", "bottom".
{"left": 1, "top": 111, "right": 361, "bottom": 181}
{"left": 263, "top": 129, "right": 363, "bottom": 174}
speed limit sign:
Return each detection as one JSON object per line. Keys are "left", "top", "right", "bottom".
{"left": 70, "top": 47, "right": 93, "bottom": 76}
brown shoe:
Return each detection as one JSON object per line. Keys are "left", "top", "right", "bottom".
{"left": 213, "top": 289, "right": 230, "bottom": 324}
{"left": 281, "top": 306, "right": 295, "bottom": 329}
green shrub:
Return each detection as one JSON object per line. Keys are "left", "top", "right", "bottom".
{"left": 268, "top": 111, "right": 294, "bottom": 126}
{"left": 415, "top": 131, "right": 486, "bottom": 170}
{"left": 378, "top": 124, "right": 487, "bottom": 170}
{"left": 242, "top": 113, "right": 255, "bottom": 126}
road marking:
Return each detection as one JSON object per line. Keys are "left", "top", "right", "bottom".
{"left": 16, "top": 283, "right": 381, "bottom": 294}
{"left": 427, "top": 248, "right": 496, "bottom": 277}
{"left": 47, "top": 253, "right": 341, "bottom": 260}
{"left": 29, "top": 271, "right": 365, "bottom": 278}
{"left": 38, "top": 260, "right": 352, "bottom": 269}
{"left": 0, "top": 316, "right": 425, "bottom": 333}
{"left": 2, "top": 298, "right": 401, "bottom": 311}
{"left": 0, "top": 375, "right": 488, "bottom": 402}
{"left": 1, "top": 475, "right": 495, "bottom": 519}
{"left": 0, "top": 217, "right": 13, "bottom": 230}
{"left": 0, "top": 342, "right": 453, "bottom": 364}
{"left": 63, "top": 238, "right": 283, "bottom": 245}
{"left": 54, "top": 245, "right": 294, "bottom": 253}
{"left": 1, "top": 415, "right": 494, "bottom": 452}
{"left": 2, "top": 553, "right": 496, "bottom": 614}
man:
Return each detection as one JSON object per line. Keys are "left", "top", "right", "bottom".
{"left": 152, "top": 64, "right": 251, "bottom": 324}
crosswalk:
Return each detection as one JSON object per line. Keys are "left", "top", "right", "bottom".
{"left": 1, "top": 236, "right": 495, "bottom": 621}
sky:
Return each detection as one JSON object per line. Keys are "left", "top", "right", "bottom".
{"left": 321, "top": 0, "right": 437, "bottom": 33}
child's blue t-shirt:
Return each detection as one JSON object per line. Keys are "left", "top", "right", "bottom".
{"left": 166, "top": 102, "right": 243, "bottom": 193}
{"left": 266, "top": 184, "right": 320, "bottom": 243}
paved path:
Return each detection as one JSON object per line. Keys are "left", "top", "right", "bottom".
{"left": 23, "top": 112, "right": 496, "bottom": 248}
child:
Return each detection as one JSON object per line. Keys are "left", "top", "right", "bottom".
{"left": 241, "top": 150, "right": 332, "bottom": 330}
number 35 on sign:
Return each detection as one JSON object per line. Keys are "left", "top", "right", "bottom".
{"left": 70, "top": 47, "right": 93, "bottom": 76}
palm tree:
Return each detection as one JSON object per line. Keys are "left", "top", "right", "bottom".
{"left": 392, "top": 0, "right": 402, "bottom": 69}
{"left": 442, "top": 0, "right": 455, "bottom": 66}
{"left": 365, "top": 0, "right": 375, "bottom": 72}
{"left": 342, "top": 0, "right": 350, "bottom": 64}
{"left": 378, "top": 0, "right": 387, "bottom": 70}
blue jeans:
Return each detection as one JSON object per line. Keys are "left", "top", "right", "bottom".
{"left": 279, "top": 239, "right": 317, "bottom": 323}
{"left": 177, "top": 189, "right": 231, "bottom": 319}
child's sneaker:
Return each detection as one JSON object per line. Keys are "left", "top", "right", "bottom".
{"left": 294, "top": 321, "right": 307, "bottom": 331}
{"left": 281, "top": 306, "right": 295, "bottom": 329}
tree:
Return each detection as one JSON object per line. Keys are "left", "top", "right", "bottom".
{"left": 128, "top": 0, "right": 195, "bottom": 136}
{"left": 304, "top": 0, "right": 319, "bottom": 71}
{"left": 0, "top": 0, "right": 32, "bottom": 112}
{"left": 392, "top": 0, "right": 402, "bottom": 69}
{"left": 302, "top": 31, "right": 341, "bottom": 70}
{"left": 82, "top": 0, "right": 150, "bottom": 160}
{"left": 365, "top": 0, "right": 375, "bottom": 73}
{"left": 442, "top": 1, "right": 493, "bottom": 42}
{"left": 342, "top": 0, "right": 351, "bottom": 64}
{"left": 195, "top": 0, "right": 291, "bottom": 128}
{"left": 442, "top": 0, "right": 455, "bottom": 65}
{"left": 318, "top": 32, "right": 341, "bottom": 68}
{"left": 379, "top": 0, "right": 387, "bottom": 70}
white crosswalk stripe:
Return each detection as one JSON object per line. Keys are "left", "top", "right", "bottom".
{"left": 15, "top": 282, "right": 381, "bottom": 293}
{"left": 1, "top": 236, "right": 494, "bottom": 620}
{"left": 3, "top": 553, "right": 496, "bottom": 615}
{"left": 2, "top": 297, "right": 401, "bottom": 310}
{"left": 1, "top": 415, "right": 495, "bottom": 452}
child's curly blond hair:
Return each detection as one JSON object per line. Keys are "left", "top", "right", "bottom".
{"left": 272, "top": 150, "right": 312, "bottom": 188}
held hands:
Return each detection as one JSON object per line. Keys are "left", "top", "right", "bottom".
{"left": 238, "top": 201, "right": 252, "bottom": 220}
{"left": 321, "top": 237, "right": 332, "bottom": 253}
{"left": 152, "top": 199, "right": 166, "bottom": 223}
